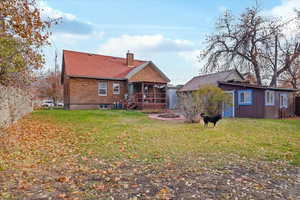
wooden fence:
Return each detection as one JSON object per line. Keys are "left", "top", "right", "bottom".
{"left": 296, "top": 96, "right": 300, "bottom": 116}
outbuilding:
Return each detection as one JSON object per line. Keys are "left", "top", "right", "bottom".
{"left": 179, "top": 70, "right": 298, "bottom": 118}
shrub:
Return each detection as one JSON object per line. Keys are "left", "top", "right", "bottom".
{"left": 178, "top": 92, "right": 202, "bottom": 123}
{"left": 179, "top": 85, "right": 231, "bottom": 123}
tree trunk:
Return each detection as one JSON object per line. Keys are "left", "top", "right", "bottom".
{"left": 269, "top": 75, "right": 277, "bottom": 87}
{"left": 253, "top": 64, "right": 262, "bottom": 85}
{"left": 292, "top": 78, "right": 298, "bottom": 89}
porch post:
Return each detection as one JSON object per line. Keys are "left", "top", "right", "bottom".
{"left": 165, "top": 83, "right": 167, "bottom": 109}
{"left": 153, "top": 83, "right": 156, "bottom": 104}
{"left": 141, "top": 82, "right": 144, "bottom": 109}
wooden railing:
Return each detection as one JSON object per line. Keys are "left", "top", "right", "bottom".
{"left": 133, "top": 92, "right": 166, "bottom": 104}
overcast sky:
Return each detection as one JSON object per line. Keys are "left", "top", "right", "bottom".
{"left": 41, "top": 0, "right": 299, "bottom": 85}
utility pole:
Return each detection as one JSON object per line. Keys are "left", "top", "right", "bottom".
{"left": 54, "top": 50, "right": 58, "bottom": 76}
{"left": 274, "top": 34, "right": 278, "bottom": 87}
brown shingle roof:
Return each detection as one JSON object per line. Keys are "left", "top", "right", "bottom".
{"left": 179, "top": 70, "right": 244, "bottom": 92}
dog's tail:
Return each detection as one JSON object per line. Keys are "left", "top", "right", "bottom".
{"left": 200, "top": 113, "right": 205, "bottom": 117}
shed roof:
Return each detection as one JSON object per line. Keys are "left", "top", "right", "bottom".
{"left": 219, "top": 81, "right": 299, "bottom": 92}
{"left": 179, "top": 70, "right": 244, "bottom": 92}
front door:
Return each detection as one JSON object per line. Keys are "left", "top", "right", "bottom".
{"left": 223, "top": 91, "right": 235, "bottom": 118}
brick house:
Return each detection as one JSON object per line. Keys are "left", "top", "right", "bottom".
{"left": 61, "top": 50, "right": 170, "bottom": 110}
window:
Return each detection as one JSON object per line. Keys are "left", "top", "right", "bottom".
{"left": 98, "top": 82, "right": 107, "bottom": 96}
{"left": 99, "top": 104, "right": 109, "bottom": 109}
{"left": 238, "top": 90, "right": 252, "bottom": 105}
{"left": 113, "top": 83, "right": 120, "bottom": 95}
{"left": 280, "top": 93, "right": 288, "bottom": 108}
{"left": 265, "top": 90, "right": 275, "bottom": 106}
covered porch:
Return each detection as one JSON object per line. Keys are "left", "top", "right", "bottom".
{"left": 128, "top": 82, "right": 167, "bottom": 109}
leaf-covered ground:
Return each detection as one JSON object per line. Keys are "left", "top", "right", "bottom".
{"left": 0, "top": 110, "right": 299, "bottom": 199}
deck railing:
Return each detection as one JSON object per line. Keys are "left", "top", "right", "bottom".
{"left": 133, "top": 92, "right": 166, "bottom": 103}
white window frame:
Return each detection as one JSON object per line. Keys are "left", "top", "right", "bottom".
{"left": 98, "top": 82, "right": 108, "bottom": 96}
{"left": 265, "top": 90, "right": 275, "bottom": 106}
{"left": 113, "top": 83, "right": 120, "bottom": 95}
{"left": 238, "top": 90, "right": 252, "bottom": 105}
{"left": 280, "top": 93, "right": 288, "bottom": 108}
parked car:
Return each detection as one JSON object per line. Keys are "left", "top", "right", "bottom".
{"left": 57, "top": 102, "right": 64, "bottom": 107}
{"left": 41, "top": 100, "right": 54, "bottom": 107}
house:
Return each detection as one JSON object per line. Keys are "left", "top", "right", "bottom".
{"left": 61, "top": 50, "right": 170, "bottom": 110}
{"left": 179, "top": 70, "right": 298, "bottom": 118}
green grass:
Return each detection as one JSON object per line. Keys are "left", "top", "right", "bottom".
{"left": 32, "top": 109, "right": 300, "bottom": 165}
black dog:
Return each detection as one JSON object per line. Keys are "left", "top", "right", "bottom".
{"left": 200, "top": 113, "right": 222, "bottom": 127}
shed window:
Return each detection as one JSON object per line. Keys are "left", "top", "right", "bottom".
{"left": 113, "top": 83, "right": 120, "bottom": 95}
{"left": 265, "top": 90, "right": 275, "bottom": 106}
{"left": 98, "top": 82, "right": 108, "bottom": 96}
{"left": 280, "top": 93, "right": 288, "bottom": 108}
{"left": 238, "top": 90, "right": 252, "bottom": 105}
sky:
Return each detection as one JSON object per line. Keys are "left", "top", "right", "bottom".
{"left": 40, "top": 0, "right": 300, "bottom": 85}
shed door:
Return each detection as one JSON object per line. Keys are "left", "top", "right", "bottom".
{"left": 223, "top": 91, "right": 234, "bottom": 118}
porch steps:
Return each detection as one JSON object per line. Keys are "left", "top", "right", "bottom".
{"left": 127, "top": 102, "right": 138, "bottom": 110}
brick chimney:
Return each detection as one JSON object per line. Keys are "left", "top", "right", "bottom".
{"left": 126, "top": 51, "right": 134, "bottom": 67}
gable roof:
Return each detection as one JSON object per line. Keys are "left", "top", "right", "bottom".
{"left": 179, "top": 69, "right": 244, "bottom": 92}
{"left": 125, "top": 61, "right": 170, "bottom": 82}
{"left": 63, "top": 50, "right": 146, "bottom": 80}
{"left": 62, "top": 50, "right": 170, "bottom": 82}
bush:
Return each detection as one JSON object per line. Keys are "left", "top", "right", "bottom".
{"left": 178, "top": 92, "right": 202, "bottom": 123}
{"left": 179, "top": 85, "right": 231, "bottom": 123}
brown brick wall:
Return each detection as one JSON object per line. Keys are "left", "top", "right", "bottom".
{"left": 68, "top": 78, "right": 127, "bottom": 108}
{"left": 129, "top": 63, "right": 168, "bottom": 83}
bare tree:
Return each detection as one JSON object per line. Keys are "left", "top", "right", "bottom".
{"left": 274, "top": 10, "right": 300, "bottom": 88}
{"left": 279, "top": 58, "right": 300, "bottom": 88}
{"left": 36, "top": 72, "right": 63, "bottom": 105}
{"left": 35, "top": 52, "right": 63, "bottom": 105}
{"left": 201, "top": 5, "right": 300, "bottom": 87}
{"left": 267, "top": 35, "right": 300, "bottom": 87}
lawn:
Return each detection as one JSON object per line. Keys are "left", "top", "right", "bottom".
{"left": 0, "top": 109, "right": 299, "bottom": 199}
{"left": 32, "top": 109, "right": 300, "bottom": 165}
